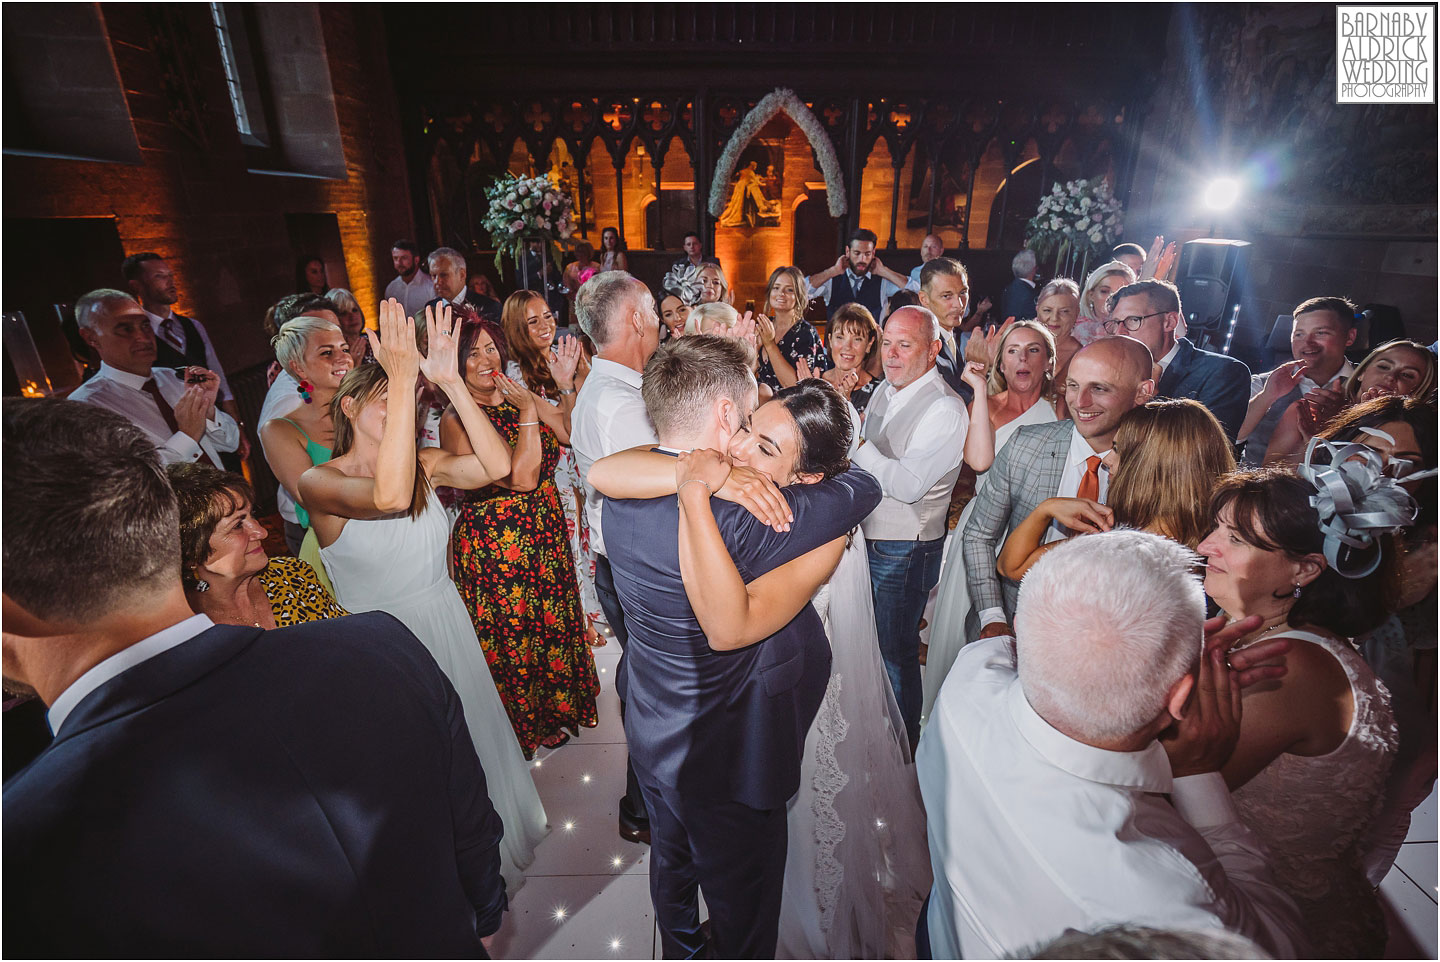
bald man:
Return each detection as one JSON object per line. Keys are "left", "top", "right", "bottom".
{"left": 959, "top": 336, "right": 1155, "bottom": 641}
{"left": 908, "top": 233, "right": 947, "bottom": 287}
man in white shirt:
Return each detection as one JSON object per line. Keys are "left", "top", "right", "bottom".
{"left": 122, "top": 252, "right": 248, "bottom": 461}
{"left": 906, "top": 232, "right": 946, "bottom": 287}
{"left": 68, "top": 289, "right": 239, "bottom": 469}
{"left": 571, "top": 270, "right": 661, "bottom": 844}
{"left": 853, "top": 305, "right": 968, "bottom": 746}
{"left": 917, "top": 529, "right": 1306, "bottom": 959}
{"left": 806, "top": 227, "right": 918, "bottom": 322}
{"left": 963, "top": 336, "right": 1154, "bottom": 641}
{"left": 1237, "top": 295, "right": 1359, "bottom": 467}
{"left": 383, "top": 239, "right": 437, "bottom": 320}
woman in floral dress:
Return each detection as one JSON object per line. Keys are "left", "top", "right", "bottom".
{"left": 442, "top": 313, "right": 599, "bottom": 757}
{"left": 500, "top": 291, "right": 606, "bottom": 645}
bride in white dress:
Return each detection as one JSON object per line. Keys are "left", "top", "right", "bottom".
{"left": 924, "top": 321, "right": 1057, "bottom": 724}
{"left": 300, "top": 301, "right": 548, "bottom": 894}
{"left": 591, "top": 381, "right": 931, "bottom": 957}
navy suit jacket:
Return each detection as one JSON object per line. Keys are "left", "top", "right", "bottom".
{"left": 605, "top": 466, "right": 882, "bottom": 810}
{"left": 936, "top": 336, "right": 975, "bottom": 405}
{"left": 3, "top": 613, "right": 506, "bottom": 956}
{"left": 1156, "top": 337, "right": 1252, "bottom": 442}
{"left": 998, "top": 278, "right": 1038, "bottom": 321}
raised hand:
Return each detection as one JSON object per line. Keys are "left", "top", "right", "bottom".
{"left": 180, "top": 366, "right": 222, "bottom": 410}
{"left": 1044, "top": 496, "right": 1113, "bottom": 534}
{"left": 833, "top": 254, "right": 849, "bottom": 276}
{"left": 1264, "top": 359, "right": 1309, "bottom": 399}
{"left": 974, "top": 296, "right": 993, "bottom": 317}
{"left": 725, "top": 311, "right": 758, "bottom": 346}
{"left": 548, "top": 335, "right": 582, "bottom": 389}
{"left": 834, "top": 368, "right": 860, "bottom": 399}
{"left": 1139, "top": 235, "right": 1165, "bottom": 278}
{"left": 960, "top": 359, "right": 988, "bottom": 394}
{"left": 676, "top": 448, "right": 732, "bottom": 501}
{"left": 418, "top": 302, "right": 461, "bottom": 387}
{"left": 965, "top": 318, "right": 1015, "bottom": 367}
{"left": 756, "top": 313, "right": 777, "bottom": 346}
{"left": 369, "top": 298, "right": 420, "bottom": 382}
{"left": 795, "top": 357, "right": 816, "bottom": 381}
{"left": 494, "top": 372, "right": 536, "bottom": 416}
{"left": 716, "top": 463, "right": 792, "bottom": 531}
{"left": 1298, "top": 385, "right": 1346, "bottom": 436}
{"left": 1158, "top": 638, "right": 1243, "bottom": 778}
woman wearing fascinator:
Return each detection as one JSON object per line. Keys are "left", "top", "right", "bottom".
{"left": 659, "top": 262, "right": 706, "bottom": 340}
{"left": 1196, "top": 440, "right": 1417, "bottom": 958}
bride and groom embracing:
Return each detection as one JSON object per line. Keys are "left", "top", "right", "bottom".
{"left": 589, "top": 334, "right": 930, "bottom": 959}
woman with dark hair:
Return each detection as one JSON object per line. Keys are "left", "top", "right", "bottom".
{"left": 1319, "top": 395, "right": 1438, "bottom": 883}
{"left": 756, "top": 265, "right": 831, "bottom": 391}
{"left": 444, "top": 310, "right": 601, "bottom": 756}
{"left": 1198, "top": 459, "right": 1407, "bottom": 957}
{"left": 295, "top": 255, "right": 327, "bottom": 296}
{"left": 598, "top": 226, "right": 628, "bottom": 273}
{"left": 168, "top": 462, "right": 346, "bottom": 627}
{"left": 588, "top": 379, "right": 929, "bottom": 958}
{"left": 299, "top": 299, "right": 547, "bottom": 893}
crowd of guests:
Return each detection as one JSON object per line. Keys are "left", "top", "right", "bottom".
{"left": 4, "top": 226, "right": 1436, "bottom": 960}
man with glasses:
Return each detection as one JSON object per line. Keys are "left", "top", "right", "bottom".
{"left": 1106, "top": 279, "right": 1251, "bottom": 442}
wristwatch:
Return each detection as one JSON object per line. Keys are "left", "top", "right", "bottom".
{"left": 559, "top": 388, "right": 576, "bottom": 396}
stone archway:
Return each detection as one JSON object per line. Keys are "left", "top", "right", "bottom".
{"left": 708, "top": 89, "right": 847, "bottom": 220}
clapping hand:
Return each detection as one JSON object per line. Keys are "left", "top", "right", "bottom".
{"left": 795, "top": 357, "right": 816, "bottom": 381}
{"left": 1297, "top": 384, "right": 1346, "bottom": 436}
{"left": 493, "top": 372, "right": 536, "bottom": 416}
{"left": 172, "top": 384, "right": 212, "bottom": 440}
{"left": 369, "top": 298, "right": 420, "bottom": 382}
{"left": 724, "top": 311, "right": 758, "bottom": 346}
{"left": 418, "top": 302, "right": 461, "bottom": 388}
{"left": 833, "top": 368, "right": 859, "bottom": 399}
{"left": 756, "top": 313, "right": 777, "bottom": 347}
{"left": 1140, "top": 236, "right": 1179, "bottom": 281}
{"left": 676, "top": 448, "right": 732, "bottom": 502}
{"left": 1264, "top": 359, "right": 1309, "bottom": 399}
{"left": 965, "top": 318, "right": 1015, "bottom": 367}
{"left": 548, "top": 335, "right": 583, "bottom": 390}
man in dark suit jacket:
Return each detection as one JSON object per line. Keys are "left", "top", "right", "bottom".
{"left": 998, "top": 248, "right": 1039, "bottom": 321}
{"left": 1108, "top": 279, "right": 1251, "bottom": 441}
{"left": 600, "top": 336, "right": 882, "bottom": 958}
{"left": 2, "top": 399, "right": 507, "bottom": 956}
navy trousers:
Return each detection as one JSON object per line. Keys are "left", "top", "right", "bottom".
{"left": 634, "top": 761, "right": 788, "bottom": 959}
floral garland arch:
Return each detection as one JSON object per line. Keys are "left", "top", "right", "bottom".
{"left": 708, "top": 89, "right": 848, "bottom": 220}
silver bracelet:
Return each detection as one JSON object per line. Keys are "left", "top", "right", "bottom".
{"left": 678, "top": 478, "right": 713, "bottom": 497}
{"left": 559, "top": 387, "right": 576, "bottom": 396}
{"left": 517, "top": 420, "right": 540, "bottom": 427}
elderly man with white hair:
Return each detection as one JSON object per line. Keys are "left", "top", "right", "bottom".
{"left": 916, "top": 529, "right": 1307, "bottom": 960}
{"left": 67, "top": 288, "right": 240, "bottom": 468}
{"left": 999, "top": 247, "right": 1040, "bottom": 321}
{"left": 854, "top": 304, "right": 969, "bottom": 747}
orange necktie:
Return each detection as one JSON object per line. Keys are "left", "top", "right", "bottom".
{"left": 1077, "top": 454, "right": 1102, "bottom": 502}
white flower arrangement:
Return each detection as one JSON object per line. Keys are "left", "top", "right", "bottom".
{"left": 709, "top": 88, "right": 847, "bottom": 220}
{"left": 1024, "top": 178, "right": 1124, "bottom": 272}
{"left": 482, "top": 171, "right": 576, "bottom": 272}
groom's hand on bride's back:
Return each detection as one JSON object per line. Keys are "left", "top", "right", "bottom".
{"left": 716, "top": 464, "right": 793, "bottom": 532}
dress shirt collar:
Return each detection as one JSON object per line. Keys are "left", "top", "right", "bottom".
{"left": 452, "top": 289, "right": 469, "bottom": 306}
{"left": 1018, "top": 276, "right": 1036, "bottom": 289}
{"left": 96, "top": 360, "right": 160, "bottom": 391}
{"left": 1300, "top": 358, "right": 1354, "bottom": 393}
{"left": 48, "top": 613, "right": 214, "bottom": 734}
{"left": 1157, "top": 338, "right": 1182, "bottom": 375}
{"left": 1006, "top": 683, "right": 1172, "bottom": 792}
{"left": 1069, "top": 422, "right": 1112, "bottom": 466}
{"left": 142, "top": 306, "right": 176, "bottom": 327}
{"left": 589, "top": 357, "right": 644, "bottom": 388}
{"left": 845, "top": 268, "right": 872, "bottom": 286}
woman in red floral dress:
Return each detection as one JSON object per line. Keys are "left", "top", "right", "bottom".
{"left": 441, "top": 316, "right": 598, "bottom": 757}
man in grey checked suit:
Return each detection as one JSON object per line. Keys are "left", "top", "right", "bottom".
{"left": 962, "top": 336, "right": 1156, "bottom": 641}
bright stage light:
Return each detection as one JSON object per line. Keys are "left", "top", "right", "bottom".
{"left": 1203, "top": 177, "right": 1240, "bottom": 211}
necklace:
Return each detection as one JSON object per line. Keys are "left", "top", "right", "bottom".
{"left": 1226, "top": 616, "right": 1292, "bottom": 653}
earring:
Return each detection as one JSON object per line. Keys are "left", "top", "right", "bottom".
{"left": 193, "top": 577, "right": 210, "bottom": 592}
{"left": 1292, "top": 583, "right": 1303, "bottom": 599}
{"left": 297, "top": 379, "right": 314, "bottom": 404}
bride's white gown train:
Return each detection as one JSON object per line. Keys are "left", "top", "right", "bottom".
{"left": 778, "top": 532, "right": 931, "bottom": 959}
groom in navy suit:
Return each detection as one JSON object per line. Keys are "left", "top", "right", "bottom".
{"left": 2, "top": 400, "right": 508, "bottom": 956}
{"left": 602, "top": 336, "right": 881, "bottom": 958}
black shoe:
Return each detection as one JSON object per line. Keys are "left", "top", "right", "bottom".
{"left": 618, "top": 797, "right": 651, "bottom": 845}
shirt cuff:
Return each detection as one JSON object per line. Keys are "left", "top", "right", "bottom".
{"left": 902, "top": 276, "right": 920, "bottom": 292}
{"left": 851, "top": 442, "right": 882, "bottom": 473}
{"left": 166, "top": 431, "right": 204, "bottom": 462}
{"left": 979, "top": 607, "right": 1008, "bottom": 628}
{"left": 1170, "top": 772, "right": 1241, "bottom": 829}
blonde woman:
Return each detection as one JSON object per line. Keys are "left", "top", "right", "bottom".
{"left": 325, "top": 287, "right": 371, "bottom": 363}
{"left": 756, "top": 265, "right": 831, "bottom": 390}
{"left": 924, "top": 320, "right": 1059, "bottom": 723}
{"left": 697, "top": 262, "right": 733, "bottom": 305}
{"left": 1075, "top": 261, "right": 1136, "bottom": 345}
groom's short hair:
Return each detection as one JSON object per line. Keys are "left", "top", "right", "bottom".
{"left": 642, "top": 335, "right": 755, "bottom": 439}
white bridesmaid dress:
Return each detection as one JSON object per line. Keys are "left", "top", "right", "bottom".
{"left": 921, "top": 398, "right": 1056, "bottom": 726}
{"left": 321, "top": 490, "right": 549, "bottom": 894}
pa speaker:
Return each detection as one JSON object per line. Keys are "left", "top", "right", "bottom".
{"left": 1175, "top": 239, "right": 1252, "bottom": 344}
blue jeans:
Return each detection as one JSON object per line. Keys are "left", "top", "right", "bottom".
{"left": 868, "top": 536, "right": 945, "bottom": 747}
